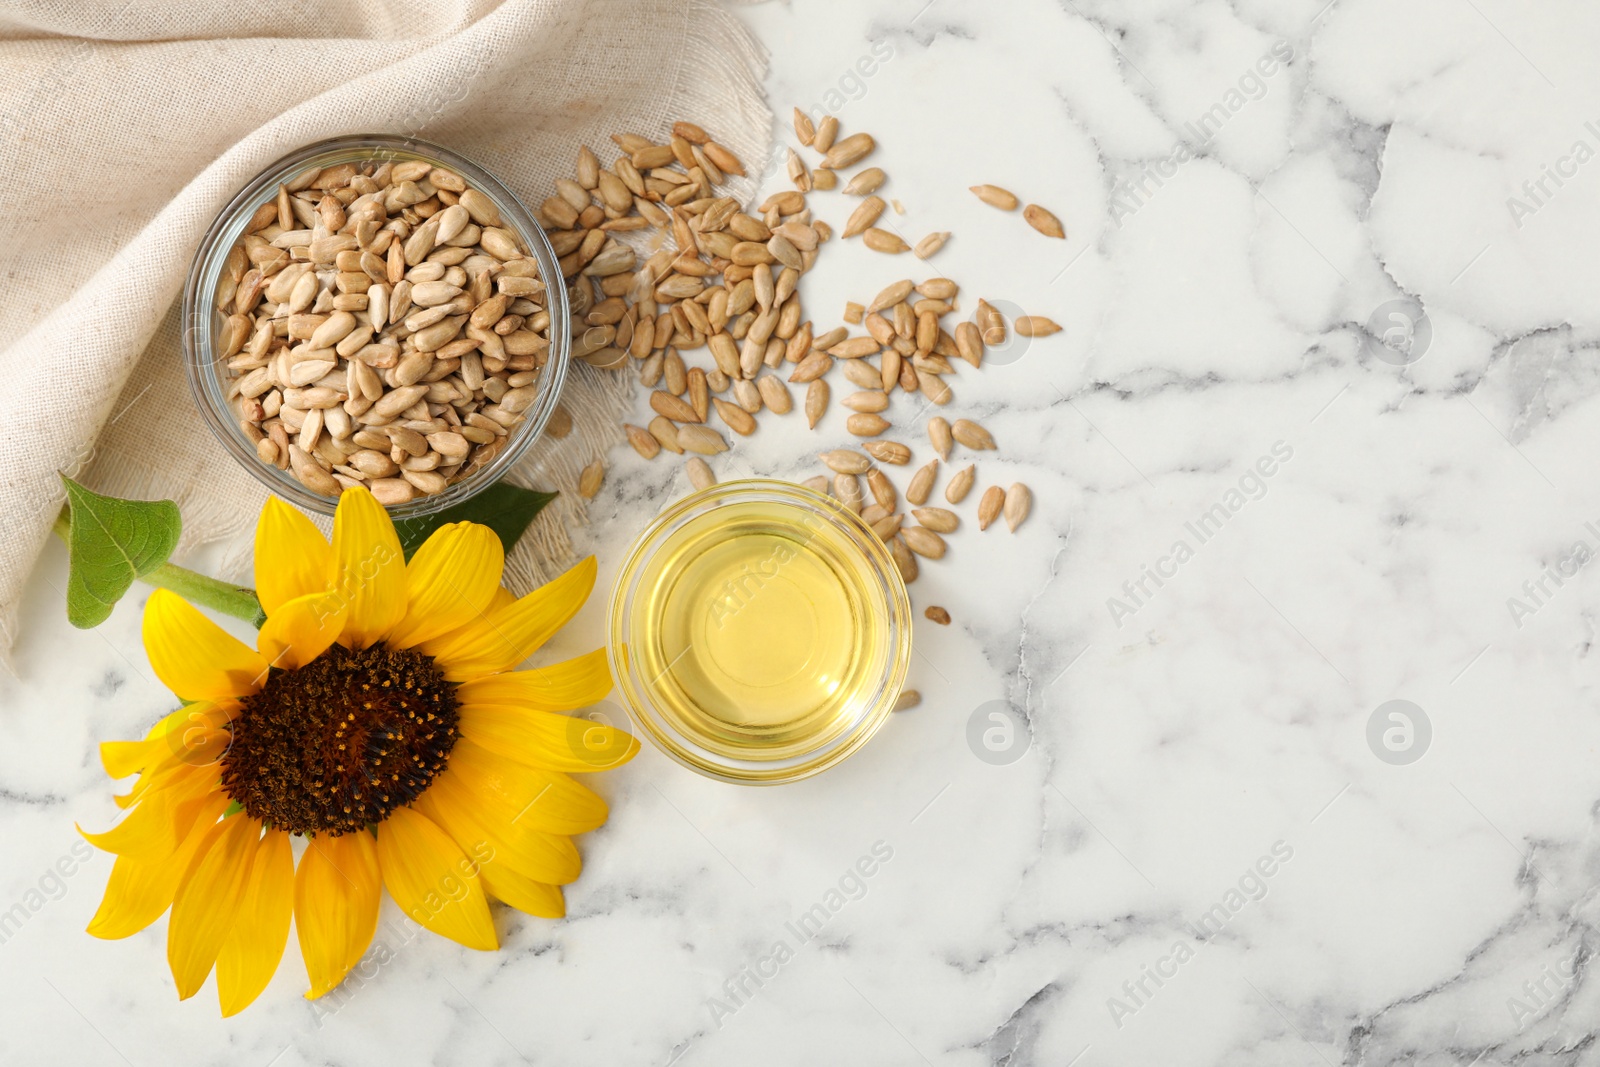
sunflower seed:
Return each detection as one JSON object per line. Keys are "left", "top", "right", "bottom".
{"left": 757, "top": 375, "right": 792, "bottom": 413}
{"left": 844, "top": 168, "right": 886, "bottom": 196}
{"left": 1004, "top": 483, "right": 1032, "bottom": 532}
{"left": 626, "top": 423, "right": 660, "bottom": 459}
{"left": 1015, "top": 315, "right": 1062, "bottom": 337}
{"left": 863, "top": 229, "right": 909, "bottom": 254}
{"left": 911, "top": 506, "right": 958, "bottom": 533}
{"left": 866, "top": 468, "right": 898, "bottom": 511}
{"left": 945, "top": 464, "right": 976, "bottom": 504}
{"left": 901, "top": 525, "right": 946, "bottom": 559}
{"left": 686, "top": 457, "right": 716, "bottom": 490}
{"left": 1023, "top": 204, "right": 1065, "bottom": 239}
{"left": 871, "top": 513, "right": 903, "bottom": 541}
{"left": 713, "top": 397, "right": 757, "bottom": 436}
{"left": 843, "top": 196, "right": 886, "bottom": 238}
{"left": 889, "top": 536, "right": 918, "bottom": 583}
{"left": 847, "top": 413, "right": 891, "bottom": 437}
{"left": 928, "top": 416, "right": 953, "bottom": 460}
{"left": 869, "top": 279, "right": 913, "bottom": 313}
{"left": 821, "top": 449, "right": 872, "bottom": 474}
{"left": 907, "top": 460, "right": 938, "bottom": 505}
{"left": 822, "top": 132, "right": 875, "bottom": 169}
{"left": 842, "top": 390, "right": 889, "bottom": 413}
{"left": 813, "top": 116, "right": 840, "bottom": 153}
{"left": 970, "top": 184, "right": 1019, "bottom": 210}
{"left": 806, "top": 379, "right": 829, "bottom": 428}
{"left": 977, "top": 485, "right": 1004, "bottom": 530}
{"left": 833, "top": 472, "right": 864, "bottom": 513}
{"left": 649, "top": 416, "right": 684, "bottom": 454}
{"left": 951, "top": 418, "right": 995, "bottom": 450}
{"left": 579, "top": 460, "right": 605, "bottom": 498}
{"left": 863, "top": 440, "right": 911, "bottom": 465}
{"left": 650, "top": 390, "right": 701, "bottom": 423}
{"left": 677, "top": 424, "right": 729, "bottom": 455}
{"left": 914, "top": 231, "right": 951, "bottom": 259}
{"left": 924, "top": 606, "right": 951, "bottom": 625}
{"left": 793, "top": 108, "right": 817, "bottom": 146}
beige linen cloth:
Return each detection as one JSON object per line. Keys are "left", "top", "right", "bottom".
{"left": 0, "top": 0, "right": 771, "bottom": 664}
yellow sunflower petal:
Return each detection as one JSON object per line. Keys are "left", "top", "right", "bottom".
{"left": 256, "top": 589, "right": 348, "bottom": 671}
{"left": 459, "top": 704, "right": 639, "bottom": 774}
{"left": 86, "top": 791, "right": 230, "bottom": 940}
{"left": 375, "top": 807, "right": 498, "bottom": 951}
{"left": 143, "top": 589, "right": 269, "bottom": 700}
{"left": 445, "top": 738, "right": 609, "bottom": 835}
{"left": 295, "top": 832, "right": 381, "bottom": 1000}
{"left": 419, "top": 557, "right": 597, "bottom": 681}
{"left": 216, "top": 829, "right": 294, "bottom": 1017}
{"left": 79, "top": 764, "right": 219, "bottom": 857}
{"left": 414, "top": 768, "right": 582, "bottom": 886}
{"left": 452, "top": 649, "right": 614, "bottom": 712}
{"left": 476, "top": 861, "right": 565, "bottom": 919}
{"left": 100, "top": 702, "right": 237, "bottom": 780}
{"left": 254, "top": 495, "right": 332, "bottom": 615}
{"left": 386, "top": 522, "right": 504, "bottom": 649}
{"left": 168, "top": 814, "right": 260, "bottom": 1000}
{"left": 331, "top": 486, "right": 407, "bottom": 649}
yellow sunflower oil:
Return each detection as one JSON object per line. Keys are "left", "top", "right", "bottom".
{"left": 627, "top": 496, "right": 891, "bottom": 768}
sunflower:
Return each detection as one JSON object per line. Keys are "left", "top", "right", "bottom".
{"left": 81, "top": 486, "right": 637, "bottom": 1015}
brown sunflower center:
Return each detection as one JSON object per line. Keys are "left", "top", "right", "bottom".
{"left": 222, "top": 642, "right": 460, "bottom": 836}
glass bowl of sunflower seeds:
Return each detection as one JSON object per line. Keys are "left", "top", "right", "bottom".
{"left": 183, "top": 134, "right": 571, "bottom": 515}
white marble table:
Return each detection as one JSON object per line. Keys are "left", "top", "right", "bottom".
{"left": 5, "top": 0, "right": 1600, "bottom": 1063}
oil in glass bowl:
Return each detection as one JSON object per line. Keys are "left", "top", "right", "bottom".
{"left": 610, "top": 480, "right": 912, "bottom": 784}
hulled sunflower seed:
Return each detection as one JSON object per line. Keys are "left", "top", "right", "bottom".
{"left": 579, "top": 460, "right": 605, "bottom": 498}
{"left": 649, "top": 416, "right": 684, "bottom": 454}
{"left": 806, "top": 379, "right": 829, "bottom": 428}
{"left": 833, "top": 472, "right": 864, "bottom": 513}
{"left": 822, "top": 132, "right": 875, "bottom": 169}
{"left": 911, "top": 506, "right": 958, "bottom": 533}
{"left": 928, "top": 416, "right": 953, "bottom": 460}
{"left": 686, "top": 456, "right": 716, "bottom": 490}
{"left": 1004, "top": 483, "right": 1032, "bottom": 531}
{"left": 847, "top": 413, "right": 891, "bottom": 437}
{"left": 626, "top": 423, "right": 660, "bottom": 459}
{"left": 814, "top": 116, "right": 839, "bottom": 153}
{"left": 1015, "top": 315, "right": 1062, "bottom": 337}
{"left": 757, "top": 375, "right": 793, "bottom": 413}
{"left": 714, "top": 397, "right": 757, "bottom": 436}
{"left": 844, "top": 168, "right": 886, "bottom": 196}
{"left": 866, "top": 467, "right": 898, "bottom": 511}
{"left": 650, "top": 390, "right": 701, "bottom": 423}
{"left": 793, "top": 108, "right": 817, "bottom": 145}
{"left": 801, "top": 475, "right": 829, "bottom": 493}
{"left": 901, "top": 525, "right": 947, "bottom": 559}
{"left": 863, "top": 440, "right": 911, "bottom": 465}
{"left": 863, "top": 228, "right": 910, "bottom": 254}
{"left": 945, "top": 463, "right": 976, "bottom": 504}
{"left": 889, "top": 536, "right": 919, "bottom": 583}
{"left": 924, "top": 606, "right": 951, "bottom": 625}
{"left": 843, "top": 196, "right": 886, "bottom": 238}
{"left": 977, "top": 485, "right": 1004, "bottom": 530}
{"left": 677, "top": 424, "right": 730, "bottom": 455}
{"left": 907, "top": 459, "right": 938, "bottom": 505}
{"left": 821, "top": 449, "right": 872, "bottom": 474}
{"left": 914, "top": 231, "right": 951, "bottom": 259}
{"left": 1023, "top": 204, "right": 1065, "bottom": 239}
{"left": 951, "top": 418, "right": 995, "bottom": 450}
{"left": 970, "top": 184, "right": 1019, "bottom": 210}
{"left": 869, "top": 279, "right": 913, "bottom": 313}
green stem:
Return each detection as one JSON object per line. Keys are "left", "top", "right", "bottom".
{"left": 142, "top": 563, "right": 266, "bottom": 628}
{"left": 52, "top": 505, "right": 266, "bottom": 627}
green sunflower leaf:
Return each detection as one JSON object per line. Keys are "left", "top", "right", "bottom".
{"left": 392, "top": 482, "right": 558, "bottom": 561}
{"left": 59, "top": 475, "right": 183, "bottom": 629}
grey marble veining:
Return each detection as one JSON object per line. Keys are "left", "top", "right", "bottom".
{"left": 5, "top": 0, "right": 1600, "bottom": 1063}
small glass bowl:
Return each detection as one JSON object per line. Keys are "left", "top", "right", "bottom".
{"left": 182, "top": 134, "right": 571, "bottom": 517}
{"left": 608, "top": 479, "right": 913, "bottom": 785}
